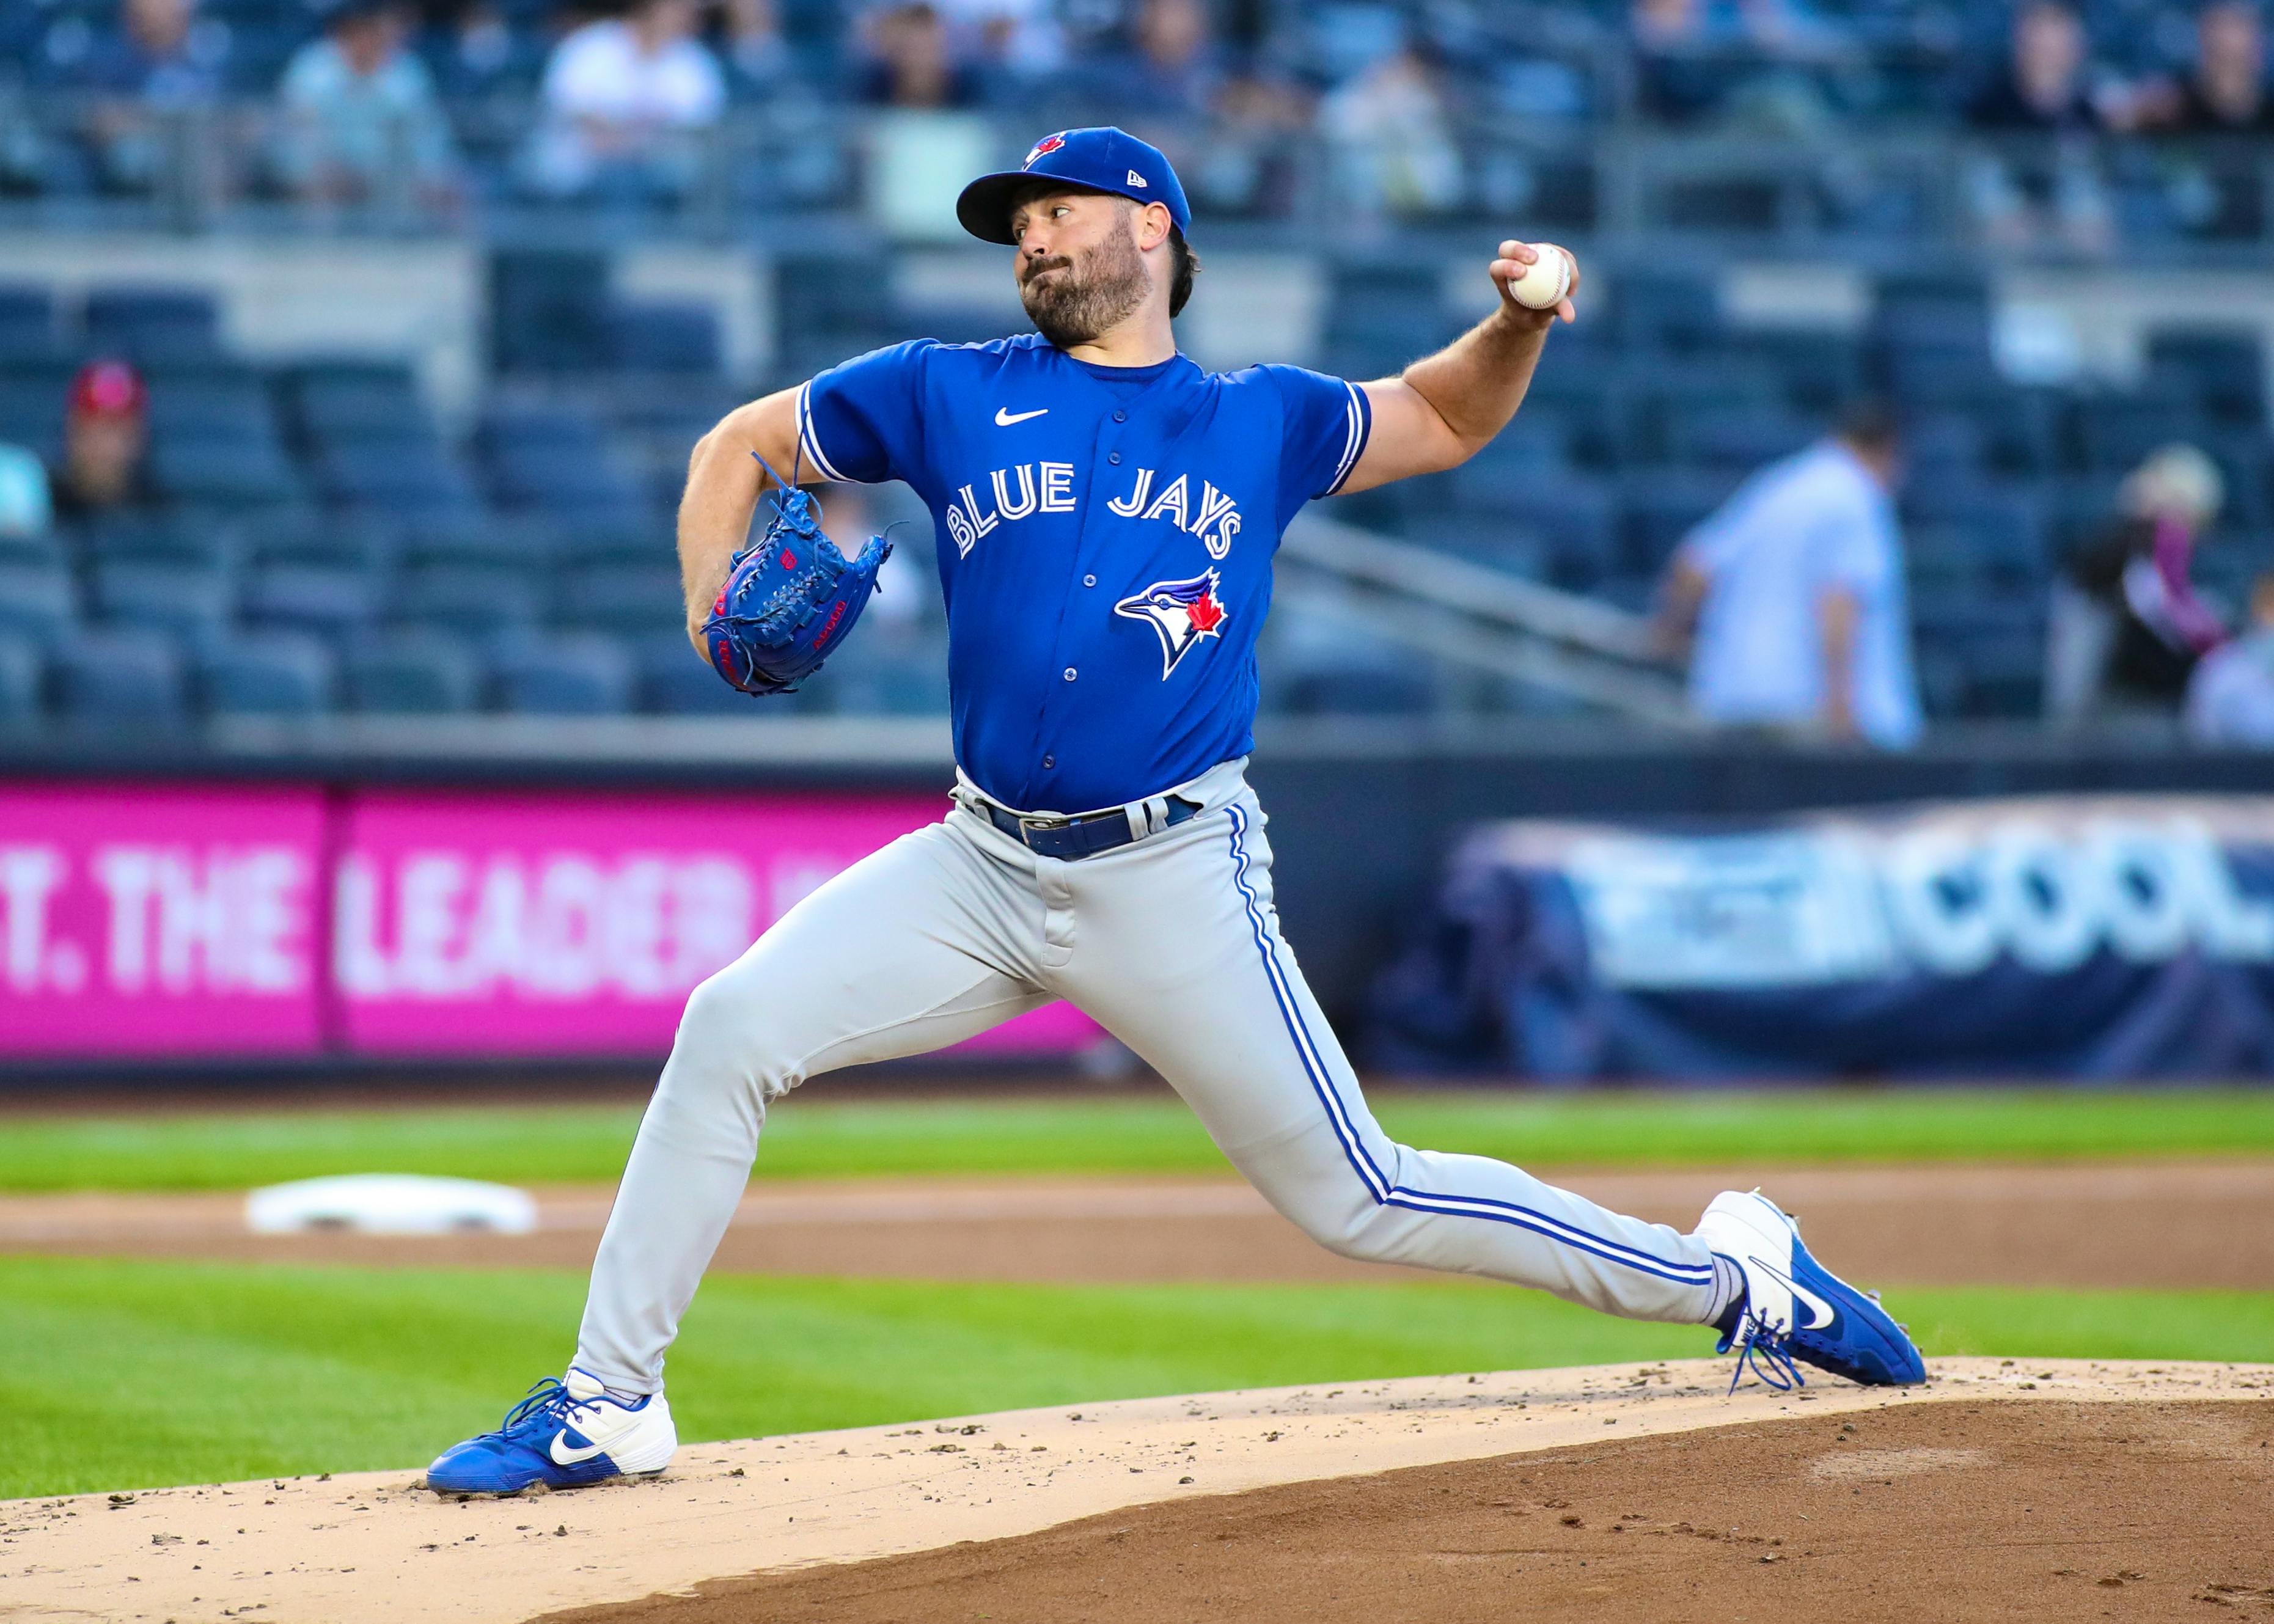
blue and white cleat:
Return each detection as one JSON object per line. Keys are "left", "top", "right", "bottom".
{"left": 425, "top": 1368, "right": 677, "bottom": 1496}
{"left": 1698, "top": 1190, "right": 1926, "bottom": 1392}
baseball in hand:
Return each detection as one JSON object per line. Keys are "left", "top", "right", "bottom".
{"left": 1503, "top": 243, "right": 1572, "bottom": 310}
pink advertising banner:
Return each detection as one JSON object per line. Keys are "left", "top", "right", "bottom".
{"left": 0, "top": 781, "right": 1099, "bottom": 1061}
{"left": 333, "top": 788, "right": 1097, "bottom": 1058}
{"left": 0, "top": 782, "right": 329, "bottom": 1056}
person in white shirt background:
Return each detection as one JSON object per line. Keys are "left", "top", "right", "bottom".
{"left": 526, "top": 0, "right": 725, "bottom": 203}
{"left": 1654, "top": 403, "right": 1922, "bottom": 748}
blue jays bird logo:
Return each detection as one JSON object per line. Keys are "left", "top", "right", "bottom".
{"left": 1115, "top": 571, "right": 1228, "bottom": 678}
{"left": 1022, "top": 133, "right": 1067, "bottom": 169}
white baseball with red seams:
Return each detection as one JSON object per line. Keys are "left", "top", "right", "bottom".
{"left": 1504, "top": 243, "right": 1573, "bottom": 310}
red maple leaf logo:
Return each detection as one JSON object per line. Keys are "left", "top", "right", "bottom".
{"left": 1024, "top": 134, "right": 1066, "bottom": 168}
{"left": 1186, "top": 590, "right": 1225, "bottom": 635}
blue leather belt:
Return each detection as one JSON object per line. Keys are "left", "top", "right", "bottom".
{"left": 984, "top": 795, "right": 1202, "bottom": 860}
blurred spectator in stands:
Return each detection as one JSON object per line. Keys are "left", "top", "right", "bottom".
{"left": 1321, "top": 32, "right": 1463, "bottom": 223}
{"left": 933, "top": 0, "right": 1066, "bottom": 82}
{"left": 0, "top": 446, "right": 54, "bottom": 539}
{"left": 2134, "top": 2, "right": 2274, "bottom": 237}
{"left": 1633, "top": 0, "right": 1725, "bottom": 122}
{"left": 1630, "top": 0, "right": 1849, "bottom": 128}
{"left": 69, "top": 0, "right": 229, "bottom": 195}
{"left": 526, "top": 0, "right": 725, "bottom": 203}
{"left": 717, "top": 0, "right": 794, "bottom": 100}
{"left": 1112, "top": 0, "right": 1221, "bottom": 120}
{"left": 1964, "top": 0, "right": 2116, "bottom": 253}
{"left": 275, "top": 0, "right": 460, "bottom": 212}
{"left": 2047, "top": 443, "right": 2227, "bottom": 725}
{"left": 2185, "top": 571, "right": 2274, "bottom": 745}
{"left": 1076, "top": 0, "right": 1307, "bottom": 217}
{"left": 857, "top": 2, "right": 984, "bottom": 108}
{"left": 2130, "top": 1, "right": 2274, "bottom": 131}
{"left": 1656, "top": 403, "right": 1921, "bottom": 747}
{"left": 48, "top": 361, "right": 153, "bottom": 525}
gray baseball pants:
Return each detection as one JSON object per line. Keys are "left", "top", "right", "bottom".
{"left": 574, "top": 759, "right": 1719, "bottom": 1394}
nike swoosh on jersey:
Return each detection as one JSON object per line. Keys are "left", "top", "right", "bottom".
{"left": 1755, "top": 1259, "right": 1836, "bottom": 1331}
{"left": 994, "top": 406, "right": 1049, "bottom": 426}
{"left": 549, "top": 1428, "right": 615, "bottom": 1466}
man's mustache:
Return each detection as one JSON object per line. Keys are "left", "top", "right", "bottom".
{"left": 1020, "top": 255, "right": 1074, "bottom": 286}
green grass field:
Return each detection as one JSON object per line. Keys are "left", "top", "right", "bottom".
{"left": 6, "top": 1086, "right": 2270, "bottom": 1193}
{"left": 9, "top": 1254, "right": 2270, "bottom": 1501}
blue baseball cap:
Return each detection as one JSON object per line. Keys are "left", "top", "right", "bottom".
{"left": 955, "top": 126, "right": 1192, "bottom": 246}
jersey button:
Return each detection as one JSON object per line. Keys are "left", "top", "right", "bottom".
{"left": 1083, "top": 574, "right": 1096, "bottom": 587}
{"left": 1042, "top": 755, "right": 1055, "bottom": 769}
{"left": 1063, "top": 667, "right": 1077, "bottom": 681}
{"left": 1113, "top": 410, "right": 1126, "bottom": 423}
{"left": 1108, "top": 452, "right": 1122, "bottom": 465}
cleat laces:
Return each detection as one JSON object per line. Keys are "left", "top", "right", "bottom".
{"left": 485, "top": 1377, "right": 580, "bottom": 1441}
{"left": 1718, "top": 1308, "right": 1806, "bottom": 1394}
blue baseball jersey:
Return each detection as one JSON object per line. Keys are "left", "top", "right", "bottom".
{"left": 796, "top": 332, "right": 1372, "bottom": 813}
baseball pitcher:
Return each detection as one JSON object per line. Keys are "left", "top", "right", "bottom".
{"left": 427, "top": 127, "right": 1923, "bottom": 1496}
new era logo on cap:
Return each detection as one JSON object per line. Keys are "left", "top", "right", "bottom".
{"left": 1126, "top": 170, "right": 1147, "bottom": 187}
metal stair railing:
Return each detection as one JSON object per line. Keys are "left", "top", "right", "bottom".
{"left": 1275, "top": 512, "right": 1695, "bottom": 725}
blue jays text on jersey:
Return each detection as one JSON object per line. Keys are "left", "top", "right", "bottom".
{"left": 794, "top": 331, "right": 1371, "bottom": 814}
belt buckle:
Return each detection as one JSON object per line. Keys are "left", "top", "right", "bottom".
{"left": 1022, "top": 814, "right": 1071, "bottom": 832}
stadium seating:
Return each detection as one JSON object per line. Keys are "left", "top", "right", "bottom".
{"left": 344, "top": 632, "right": 483, "bottom": 714}
{"left": 2145, "top": 328, "right": 2265, "bottom": 426}
{"left": 83, "top": 287, "right": 222, "bottom": 364}
{"left": 0, "top": 632, "right": 39, "bottom": 723}
{"left": 0, "top": 286, "right": 62, "bottom": 367}
{"left": 48, "top": 629, "right": 188, "bottom": 724}
{"left": 0, "top": 562, "right": 76, "bottom": 643}
{"left": 90, "top": 559, "right": 234, "bottom": 646}
{"left": 0, "top": 217, "right": 2267, "bottom": 733}
{"left": 604, "top": 301, "right": 724, "bottom": 376}
{"left": 636, "top": 631, "right": 757, "bottom": 715}
{"left": 240, "top": 561, "right": 382, "bottom": 637}
{"left": 556, "top": 562, "right": 683, "bottom": 634}
{"left": 287, "top": 362, "right": 428, "bottom": 444}
{"left": 199, "top": 632, "right": 337, "bottom": 715}
{"left": 317, "top": 437, "right": 482, "bottom": 519}
{"left": 476, "top": 402, "right": 647, "bottom": 520}
{"left": 487, "top": 631, "right": 635, "bottom": 715}
{"left": 392, "top": 562, "right": 539, "bottom": 635}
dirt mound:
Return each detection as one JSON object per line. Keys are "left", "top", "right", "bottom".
{"left": 4, "top": 1361, "right": 2264, "bottom": 1624}
{"left": 539, "top": 1397, "right": 2274, "bottom": 1624}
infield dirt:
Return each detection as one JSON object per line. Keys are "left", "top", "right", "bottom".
{"left": 4, "top": 1160, "right": 2271, "bottom": 1288}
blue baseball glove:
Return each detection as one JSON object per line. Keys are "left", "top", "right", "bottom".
{"left": 700, "top": 458, "right": 892, "bottom": 697}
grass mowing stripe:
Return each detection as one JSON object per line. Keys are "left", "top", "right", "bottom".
{"left": 4, "top": 1256, "right": 2268, "bottom": 1500}
{"left": 2, "top": 1088, "right": 2271, "bottom": 1193}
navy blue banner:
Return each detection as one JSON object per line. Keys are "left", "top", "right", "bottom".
{"left": 1366, "top": 798, "right": 2274, "bottom": 1081}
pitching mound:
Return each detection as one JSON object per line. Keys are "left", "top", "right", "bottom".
{"left": 538, "top": 1396, "right": 2274, "bottom": 1624}
{"left": 4, "top": 1360, "right": 2265, "bottom": 1624}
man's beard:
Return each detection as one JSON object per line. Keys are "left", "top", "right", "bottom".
{"left": 1019, "top": 222, "right": 1148, "bottom": 348}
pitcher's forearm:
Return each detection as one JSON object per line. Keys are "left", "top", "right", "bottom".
{"left": 678, "top": 391, "right": 802, "bottom": 645}
{"left": 1401, "top": 306, "right": 1553, "bottom": 457}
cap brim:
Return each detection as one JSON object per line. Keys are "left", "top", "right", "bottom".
{"left": 955, "top": 173, "right": 1038, "bottom": 245}
{"left": 955, "top": 173, "right": 1131, "bottom": 245}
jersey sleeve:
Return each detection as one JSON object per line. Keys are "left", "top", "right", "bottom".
{"left": 1258, "top": 364, "right": 1371, "bottom": 515}
{"left": 795, "top": 339, "right": 937, "bottom": 486}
